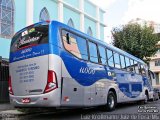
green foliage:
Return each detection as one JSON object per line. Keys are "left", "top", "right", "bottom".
{"left": 112, "top": 23, "right": 159, "bottom": 62}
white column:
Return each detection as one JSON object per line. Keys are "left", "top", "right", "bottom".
{"left": 80, "top": 0, "right": 84, "bottom": 32}
{"left": 96, "top": 6, "right": 100, "bottom": 39}
{"left": 26, "top": 0, "right": 34, "bottom": 26}
{"left": 58, "top": 0, "right": 64, "bottom": 22}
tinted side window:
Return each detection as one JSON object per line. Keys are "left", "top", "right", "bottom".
{"left": 11, "top": 25, "right": 49, "bottom": 52}
{"left": 62, "top": 30, "right": 88, "bottom": 60}
{"left": 155, "top": 60, "right": 160, "bottom": 66}
{"left": 98, "top": 46, "right": 107, "bottom": 65}
{"left": 140, "top": 64, "right": 146, "bottom": 76}
{"left": 130, "top": 59, "right": 135, "bottom": 72}
{"left": 107, "top": 49, "right": 114, "bottom": 67}
{"left": 134, "top": 61, "right": 139, "bottom": 74}
{"left": 120, "top": 55, "right": 126, "bottom": 69}
{"left": 125, "top": 57, "right": 131, "bottom": 72}
{"left": 88, "top": 42, "right": 98, "bottom": 63}
{"left": 114, "top": 52, "right": 121, "bottom": 68}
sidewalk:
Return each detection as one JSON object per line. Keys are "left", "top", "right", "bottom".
{"left": 0, "top": 103, "right": 15, "bottom": 112}
{"left": 0, "top": 103, "right": 26, "bottom": 119}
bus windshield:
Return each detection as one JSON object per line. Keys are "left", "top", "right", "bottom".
{"left": 11, "top": 25, "right": 48, "bottom": 52}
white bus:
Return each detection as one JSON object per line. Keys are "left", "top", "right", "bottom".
{"left": 9, "top": 21, "right": 153, "bottom": 111}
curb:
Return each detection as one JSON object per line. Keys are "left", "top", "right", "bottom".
{"left": 0, "top": 109, "right": 59, "bottom": 119}
{"left": 0, "top": 110, "right": 26, "bottom": 119}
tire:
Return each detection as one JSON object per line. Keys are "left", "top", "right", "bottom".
{"left": 144, "top": 92, "right": 149, "bottom": 104}
{"left": 138, "top": 93, "right": 149, "bottom": 105}
{"left": 106, "top": 91, "right": 117, "bottom": 111}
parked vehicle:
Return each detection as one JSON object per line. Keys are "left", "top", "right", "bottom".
{"left": 153, "top": 88, "right": 159, "bottom": 101}
{"left": 153, "top": 85, "right": 160, "bottom": 99}
{"left": 9, "top": 21, "right": 154, "bottom": 111}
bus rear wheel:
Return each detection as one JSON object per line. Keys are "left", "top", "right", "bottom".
{"left": 106, "top": 91, "right": 116, "bottom": 111}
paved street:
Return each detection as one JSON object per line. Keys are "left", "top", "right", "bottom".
{"left": 1, "top": 100, "right": 160, "bottom": 120}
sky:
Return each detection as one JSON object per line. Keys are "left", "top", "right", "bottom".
{"left": 92, "top": 0, "right": 160, "bottom": 44}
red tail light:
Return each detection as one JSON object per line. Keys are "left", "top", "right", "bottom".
{"left": 8, "top": 76, "right": 14, "bottom": 95}
{"left": 46, "top": 20, "right": 50, "bottom": 23}
{"left": 44, "top": 70, "right": 58, "bottom": 93}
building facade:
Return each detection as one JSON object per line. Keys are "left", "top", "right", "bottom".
{"left": 149, "top": 42, "right": 160, "bottom": 86}
{"left": 0, "top": 0, "right": 106, "bottom": 58}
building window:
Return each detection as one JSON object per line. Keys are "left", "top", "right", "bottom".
{"left": 155, "top": 73, "right": 159, "bottom": 85}
{"left": 67, "top": 18, "right": 74, "bottom": 28}
{"left": 39, "top": 7, "right": 50, "bottom": 22}
{"left": 0, "top": 0, "right": 14, "bottom": 38}
{"left": 156, "top": 48, "right": 160, "bottom": 53}
{"left": 87, "top": 27, "right": 92, "bottom": 36}
{"left": 155, "top": 60, "right": 160, "bottom": 66}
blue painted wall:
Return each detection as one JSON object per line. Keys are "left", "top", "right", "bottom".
{"left": 33, "top": 0, "right": 58, "bottom": 23}
{"left": 63, "top": 0, "right": 79, "bottom": 9}
{"left": 63, "top": 6, "right": 80, "bottom": 29}
{"left": 84, "top": 17, "right": 96, "bottom": 38}
{"left": 100, "top": 10, "right": 104, "bottom": 23}
{"left": 0, "top": 0, "right": 105, "bottom": 58}
{"left": 100, "top": 25, "right": 104, "bottom": 40}
{"left": 84, "top": 0, "right": 96, "bottom": 18}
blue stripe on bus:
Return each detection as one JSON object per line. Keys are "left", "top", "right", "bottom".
{"left": 9, "top": 44, "right": 49, "bottom": 63}
{"left": 60, "top": 51, "right": 114, "bottom": 85}
{"left": 60, "top": 51, "right": 144, "bottom": 98}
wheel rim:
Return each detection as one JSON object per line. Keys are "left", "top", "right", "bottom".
{"left": 108, "top": 95, "right": 115, "bottom": 108}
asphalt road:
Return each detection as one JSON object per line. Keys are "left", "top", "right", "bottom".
{"left": 16, "top": 100, "right": 160, "bottom": 120}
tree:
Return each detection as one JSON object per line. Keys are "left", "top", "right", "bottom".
{"left": 112, "top": 23, "right": 159, "bottom": 62}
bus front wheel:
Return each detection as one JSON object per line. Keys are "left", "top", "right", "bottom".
{"left": 106, "top": 91, "right": 117, "bottom": 111}
{"left": 144, "top": 92, "right": 149, "bottom": 103}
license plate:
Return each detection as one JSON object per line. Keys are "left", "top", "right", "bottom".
{"left": 21, "top": 98, "right": 31, "bottom": 103}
